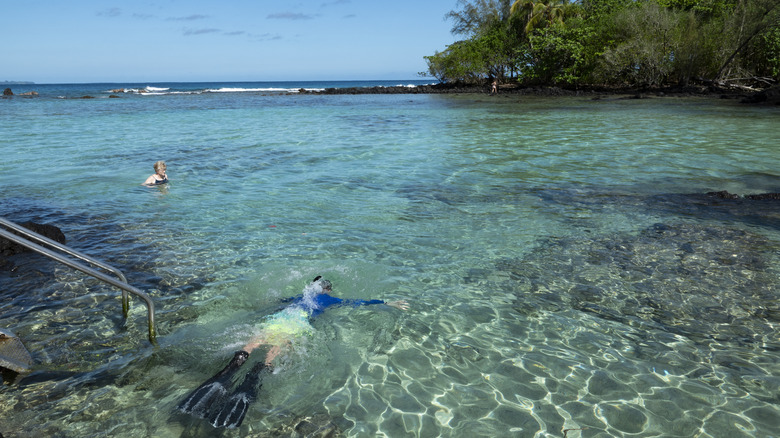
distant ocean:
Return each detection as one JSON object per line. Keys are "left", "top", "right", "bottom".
{"left": 4, "top": 79, "right": 436, "bottom": 98}
{"left": 1, "top": 81, "right": 779, "bottom": 437}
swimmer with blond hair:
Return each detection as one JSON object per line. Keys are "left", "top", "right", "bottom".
{"left": 143, "top": 160, "right": 168, "bottom": 186}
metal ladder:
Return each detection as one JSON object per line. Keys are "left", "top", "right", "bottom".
{"left": 0, "top": 217, "right": 157, "bottom": 345}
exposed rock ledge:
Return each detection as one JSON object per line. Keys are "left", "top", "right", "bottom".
{"left": 707, "top": 191, "right": 780, "bottom": 200}
{"left": 299, "top": 82, "right": 775, "bottom": 103}
{"left": 1, "top": 222, "right": 66, "bottom": 270}
{"left": 2, "top": 88, "right": 39, "bottom": 97}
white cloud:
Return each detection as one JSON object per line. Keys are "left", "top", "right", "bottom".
{"left": 267, "top": 12, "right": 317, "bottom": 20}
{"left": 168, "top": 14, "right": 210, "bottom": 21}
{"left": 97, "top": 7, "right": 122, "bottom": 17}
{"left": 183, "top": 28, "right": 221, "bottom": 36}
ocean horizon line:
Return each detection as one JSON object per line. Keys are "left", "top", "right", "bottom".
{"left": 2, "top": 79, "right": 440, "bottom": 98}
{"left": 7, "top": 78, "right": 431, "bottom": 86}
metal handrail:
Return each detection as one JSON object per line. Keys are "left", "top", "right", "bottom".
{"left": 0, "top": 218, "right": 157, "bottom": 345}
{"left": 0, "top": 217, "right": 133, "bottom": 316}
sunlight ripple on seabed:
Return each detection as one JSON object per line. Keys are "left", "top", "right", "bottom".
{"left": 1, "top": 91, "right": 779, "bottom": 437}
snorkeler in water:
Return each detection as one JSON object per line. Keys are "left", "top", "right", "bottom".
{"left": 177, "top": 276, "right": 409, "bottom": 428}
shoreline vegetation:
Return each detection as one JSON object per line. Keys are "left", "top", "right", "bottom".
{"left": 416, "top": 0, "right": 779, "bottom": 104}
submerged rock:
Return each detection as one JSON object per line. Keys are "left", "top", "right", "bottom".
{"left": 0, "top": 328, "right": 34, "bottom": 377}
{"left": 0, "top": 221, "right": 66, "bottom": 272}
{"left": 501, "top": 222, "right": 780, "bottom": 346}
{"left": 707, "top": 190, "right": 780, "bottom": 200}
{"left": 273, "top": 414, "right": 340, "bottom": 437}
{"left": 0, "top": 221, "right": 66, "bottom": 257}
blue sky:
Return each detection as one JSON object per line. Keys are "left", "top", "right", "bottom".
{"left": 3, "top": 1, "right": 458, "bottom": 83}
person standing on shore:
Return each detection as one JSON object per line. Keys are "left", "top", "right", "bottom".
{"left": 143, "top": 160, "right": 168, "bottom": 185}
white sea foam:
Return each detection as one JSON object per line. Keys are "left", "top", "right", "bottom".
{"left": 299, "top": 282, "right": 323, "bottom": 310}
{"left": 204, "top": 87, "right": 322, "bottom": 93}
{"left": 104, "top": 85, "right": 328, "bottom": 96}
{"left": 102, "top": 86, "right": 173, "bottom": 95}
{"left": 205, "top": 87, "right": 269, "bottom": 93}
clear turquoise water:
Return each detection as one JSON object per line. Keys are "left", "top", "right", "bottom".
{"left": 1, "top": 83, "right": 779, "bottom": 437}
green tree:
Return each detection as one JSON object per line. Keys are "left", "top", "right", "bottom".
{"left": 424, "top": 19, "right": 521, "bottom": 83}
{"left": 713, "top": 0, "right": 780, "bottom": 82}
{"left": 525, "top": 21, "right": 594, "bottom": 84}
{"left": 510, "top": 0, "right": 572, "bottom": 35}
{"left": 424, "top": 0, "right": 779, "bottom": 88}
{"left": 748, "top": 25, "right": 780, "bottom": 79}
{"left": 446, "top": 0, "right": 515, "bottom": 36}
{"left": 595, "top": 1, "right": 685, "bottom": 86}
{"left": 424, "top": 41, "right": 485, "bottom": 83}
{"left": 508, "top": 0, "right": 586, "bottom": 84}
{"left": 423, "top": 0, "right": 523, "bottom": 82}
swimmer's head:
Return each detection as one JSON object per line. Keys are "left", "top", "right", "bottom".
{"left": 312, "top": 276, "right": 332, "bottom": 292}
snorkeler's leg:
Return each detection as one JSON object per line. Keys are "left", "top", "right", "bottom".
{"left": 208, "top": 360, "right": 273, "bottom": 428}
{"left": 245, "top": 335, "right": 287, "bottom": 365}
{"left": 264, "top": 344, "right": 282, "bottom": 365}
{"left": 208, "top": 341, "right": 289, "bottom": 428}
{"left": 264, "top": 338, "right": 294, "bottom": 365}
{"left": 242, "top": 335, "right": 269, "bottom": 354}
{"left": 177, "top": 350, "right": 249, "bottom": 417}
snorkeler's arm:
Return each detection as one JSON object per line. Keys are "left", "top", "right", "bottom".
{"left": 341, "top": 298, "right": 409, "bottom": 311}
{"left": 343, "top": 298, "right": 383, "bottom": 306}
{"left": 385, "top": 300, "right": 409, "bottom": 310}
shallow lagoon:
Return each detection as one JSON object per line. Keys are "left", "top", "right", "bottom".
{"left": 1, "top": 85, "right": 779, "bottom": 437}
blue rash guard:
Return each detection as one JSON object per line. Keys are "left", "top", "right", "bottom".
{"left": 283, "top": 293, "right": 384, "bottom": 319}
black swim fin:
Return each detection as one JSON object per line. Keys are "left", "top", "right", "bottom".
{"left": 208, "top": 361, "right": 270, "bottom": 428}
{"left": 177, "top": 350, "right": 249, "bottom": 418}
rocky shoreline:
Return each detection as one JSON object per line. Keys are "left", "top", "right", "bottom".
{"left": 301, "top": 82, "right": 780, "bottom": 104}
{"left": 4, "top": 82, "right": 778, "bottom": 104}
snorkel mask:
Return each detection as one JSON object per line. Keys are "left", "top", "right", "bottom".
{"left": 312, "top": 276, "right": 332, "bottom": 292}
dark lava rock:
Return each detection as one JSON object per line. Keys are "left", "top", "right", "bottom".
{"left": 741, "top": 85, "right": 780, "bottom": 105}
{"left": 707, "top": 190, "right": 780, "bottom": 200}
{"left": 501, "top": 222, "right": 780, "bottom": 347}
{"left": 1, "top": 222, "right": 66, "bottom": 257}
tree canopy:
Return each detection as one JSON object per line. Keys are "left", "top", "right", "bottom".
{"left": 423, "top": 0, "right": 780, "bottom": 88}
